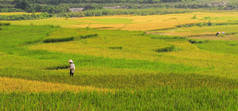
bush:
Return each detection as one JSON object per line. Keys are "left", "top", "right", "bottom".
{"left": 56, "top": 8, "right": 190, "bottom": 17}
{"left": 176, "top": 22, "right": 214, "bottom": 28}
{"left": 43, "top": 37, "right": 74, "bottom": 43}
{"left": 109, "top": 46, "right": 123, "bottom": 50}
{"left": 0, "top": 8, "right": 24, "bottom": 12}
{"left": 188, "top": 39, "right": 207, "bottom": 44}
{"left": 0, "top": 13, "right": 51, "bottom": 20}
{"left": 32, "top": 5, "right": 69, "bottom": 14}
{"left": 46, "top": 65, "right": 69, "bottom": 70}
{"left": 0, "top": 23, "right": 11, "bottom": 26}
{"left": 155, "top": 45, "right": 175, "bottom": 53}
{"left": 80, "top": 34, "right": 98, "bottom": 39}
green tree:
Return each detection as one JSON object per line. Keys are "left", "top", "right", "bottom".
{"left": 15, "top": 0, "right": 31, "bottom": 10}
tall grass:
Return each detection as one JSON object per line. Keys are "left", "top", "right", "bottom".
{"left": 1, "top": 88, "right": 238, "bottom": 111}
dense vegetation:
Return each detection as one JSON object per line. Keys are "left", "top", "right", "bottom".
{"left": 59, "top": 8, "right": 191, "bottom": 17}
{"left": 0, "top": 13, "right": 50, "bottom": 20}
{"left": 1, "top": 89, "right": 238, "bottom": 111}
{"left": 1, "top": 0, "right": 238, "bottom": 14}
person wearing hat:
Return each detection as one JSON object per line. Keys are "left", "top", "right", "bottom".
{"left": 68, "top": 59, "right": 75, "bottom": 77}
{"left": 216, "top": 32, "right": 220, "bottom": 37}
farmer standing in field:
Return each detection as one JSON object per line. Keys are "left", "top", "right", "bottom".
{"left": 216, "top": 32, "right": 220, "bottom": 37}
{"left": 69, "top": 59, "right": 75, "bottom": 77}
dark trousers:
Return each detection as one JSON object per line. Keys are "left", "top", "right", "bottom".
{"left": 70, "top": 70, "right": 74, "bottom": 77}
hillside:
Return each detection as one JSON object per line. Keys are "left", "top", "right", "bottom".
{"left": 1, "top": 0, "right": 238, "bottom": 13}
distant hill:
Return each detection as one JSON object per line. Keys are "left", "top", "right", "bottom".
{"left": 0, "top": 0, "right": 236, "bottom": 5}
{"left": 1, "top": 0, "right": 238, "bottom": 13}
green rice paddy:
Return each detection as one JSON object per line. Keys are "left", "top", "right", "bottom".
{"left": 1, "top": 11, "right": 238, "bottom": 110}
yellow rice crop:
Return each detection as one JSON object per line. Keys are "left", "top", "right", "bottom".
{"left": 3, "top": 12, "right": 238, "bottom": 31}
{"left": 0, "top": 12, "right": 41, "bottom": 15}
{"left": 157, "top": 25, "right": 238, "bottom": 37}
{"left": 0, "top": 77, "right": 110, "bottom": 93}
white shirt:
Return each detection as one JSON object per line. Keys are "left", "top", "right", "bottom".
{"left": 70, "top": 63, "right": 75, "bottom": 71}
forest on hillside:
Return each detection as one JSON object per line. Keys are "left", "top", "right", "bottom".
{"left": 1, "top": 0, "right": 238, "bottom": 14}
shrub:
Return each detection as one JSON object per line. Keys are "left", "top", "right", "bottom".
{"left": 176, "top": 22, "right": 214, "bottom": 28}
{"left": 43, "top": 37, "right": 74, "bottom": 43}
{"left": 0, "top": 23, "right": 10, "bottom": 26}
{"left": 46, "top": 65, "right": 69, "bottom": 70}
{"left": 188, "top": 39, "right": 207, "bottom": 44}
{"left": 80, "top": 34, "right": 98, "bottom": 39}
{"left": 0, "top": 13, "right": 51, "bottom": 20}
{"left": 109, "top": 46, "right": 123, "bottom": 50}
{"left": 155, "top": 45, "right": 175, "bottom": 53}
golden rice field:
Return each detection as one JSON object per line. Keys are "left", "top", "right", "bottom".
{"left": 0, "top": 12, "right": 40, "bottom": 15}
{"left": 0, "top": 77, "right": 109, "bottom": 93}
{"left": 3, "top": 12, "right": 238, "bottom": 31}
{"left": 1, "top": 11, "right": 238, "bottom": 110}
{"left": 155, "top": 25, "right": 238, "bottom": 40}
{"left": 29, "top": 28, "right": 238, "bottom": 79}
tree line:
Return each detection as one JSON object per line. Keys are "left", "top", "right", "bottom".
{"left": 1, "top": 0, "right": 238, "bottom": 14}
{"left": 0, "top": 13, "right": 51, "bottom": 20}
{"left": 14, "top": 0, "right": 184, "bottom": 5}
{"left": 58, "top": 8, "right": 190, "bottom": 17}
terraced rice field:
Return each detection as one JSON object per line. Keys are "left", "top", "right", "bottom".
{"left": 1, "top": 11, "right": 238, "bottom": 110}
{"left": 0, "top": 12, "right": 40, "bottom": 15}
{"left": 1, "top": 12, "right": 238, "bottom": 30}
